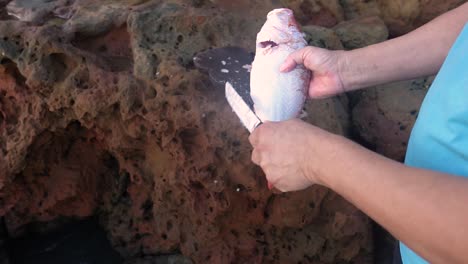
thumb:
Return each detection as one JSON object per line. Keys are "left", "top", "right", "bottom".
{"left": 280, "top": 47, "right": 311, "bottom": 72}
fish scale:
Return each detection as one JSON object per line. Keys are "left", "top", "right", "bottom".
{"left": 250, "top": 8, "right": 309, "bottom": 122}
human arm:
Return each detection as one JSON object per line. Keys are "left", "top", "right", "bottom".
{"left": 281, "top": 2, "right": 468, "bottom": 95}
{"left": 249, "top": 120, "right": 468, "bottom": 263}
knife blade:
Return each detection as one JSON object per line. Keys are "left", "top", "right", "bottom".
{"left": 225, "top": 81, "right": 262, "bottom": 133}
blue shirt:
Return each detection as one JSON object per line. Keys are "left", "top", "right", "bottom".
{"left": 400, "top": 23, "right": 468, "bottom": 263}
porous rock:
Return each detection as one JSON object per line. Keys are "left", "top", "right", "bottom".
{"left": 377, "top": 0, "right": 466, "bottom": 36}
{"left": 0, "top": 1, "right": 374, "bottom": 263}
{"left": 340, "top": 0, "right": 382, "bottom": 20}
{"left": 352, "top": 77, "right": 434, "bottom": 161}
{"left": 302, "top": 25, "right": 344, "bottom": 50}
{"left": 280, "top": 0, "right": 345, "bottom": 27}
{"left": 334, "top": 16, "right": 389, "bottom": 49}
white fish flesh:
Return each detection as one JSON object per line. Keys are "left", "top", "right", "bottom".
{"left": 250, "top": 8, "right": 310, "bottom": 122}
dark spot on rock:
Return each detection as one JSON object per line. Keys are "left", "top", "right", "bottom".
{"left": 190, "top": 181, "right": 204, "bottom": 190}
{"left": 177, "top": 35, "right": 183, "bottom": 43}
{"left": 179, "top": 128, "right": 200, "bottom": 155}
{"left": 141, "top": 199, "right": 153, "bottom": 220}
{"left": 181, "top": 101, "right": 191, "bottom": 112}
{"left": 230, "top": 229, "right": 239, "bottom": 238}
{"left": 166, "top": 220, "right": 173, "bottom": 230}
{"left": 160, "top": 75, "right": 169, "bottom": 87}
{"left": 48, "top": 53, "right": 76, "bottom": 82}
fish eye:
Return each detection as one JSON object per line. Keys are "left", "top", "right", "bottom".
{"left": 258, "top": 41, "right": 278, "bottom": 49}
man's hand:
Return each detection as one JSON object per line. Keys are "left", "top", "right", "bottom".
{"left": 249, "top": 119, "right": 326, "bottom": 192}
{"left": 280, "top": 46, "right": 348, "bottom": 99}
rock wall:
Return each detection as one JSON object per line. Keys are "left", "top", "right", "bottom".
{"left": 0, "top": 0, "right": 464, "bottom": 263}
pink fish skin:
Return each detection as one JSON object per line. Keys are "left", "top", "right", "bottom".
{"left": 250, "top": 8, "right": 310, "bottom": 122}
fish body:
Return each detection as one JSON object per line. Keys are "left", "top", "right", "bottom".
{"left": 250, "top": 8, "right": 310, "bottom": 122}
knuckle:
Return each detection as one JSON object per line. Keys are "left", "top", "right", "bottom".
{"left": 254, "top": 124, "right": 267, "bottom": 139}
{"left": 248, "top": 133, "right": 257, "bottom": 145}
{"left": 261, "top": 121, "right": 274, "bottom": 130}
{"left": 250, "top": 122, "right": 276, "bottom": 147}
{"left": 249, "top": 128, "right": 262, "bottom": 146}
{"left": 251, "top": 149, "right": 261, "bottom": 165}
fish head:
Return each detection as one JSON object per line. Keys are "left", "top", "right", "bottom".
{"left": 256, "top": 8, "right": 306, "bottom": 54}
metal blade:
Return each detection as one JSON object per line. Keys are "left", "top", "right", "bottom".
{"left": 225, "top": 82, "right": 262, "bottom": 133}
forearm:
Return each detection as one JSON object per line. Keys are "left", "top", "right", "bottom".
{"left": 312, "top": 133, "right": 468, "bottom": 263}
{"left": 340, "top": 2, "right": 468, "bottom": 91}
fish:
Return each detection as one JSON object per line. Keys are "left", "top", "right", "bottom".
{"left": 250, "top": 8, "right": 310, "bottom": 122}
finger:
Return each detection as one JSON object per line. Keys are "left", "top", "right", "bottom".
{"left": 248, "top": 123, "right": 264, "bottom": 146}
{"left": 279, "top": 55, "right": 297, "bottom": 72}
{"left": 251, "top": 148, "right": 261, "bottom": 165}
{"left": 309, "top": 82, "right": 333, "bottom": 99}
{"left": 280, "top": 47, "right": 310, "bottom": 72}
{"left": 249, "top": 121, "right": 269, "bottom": 146}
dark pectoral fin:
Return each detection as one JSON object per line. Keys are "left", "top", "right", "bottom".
{"left": 193, "top": 46, "right": 255, "bottom": 109}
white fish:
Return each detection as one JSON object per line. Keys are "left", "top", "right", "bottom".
{"left": 250, "top": 8, "right": 310, "bottom": 122}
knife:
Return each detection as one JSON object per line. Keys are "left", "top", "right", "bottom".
{"left": 225, "top": 81, "right": 262, "bottom": 133}
{"left": 226, "top": 82, "right": 276, "bottom": 190}
{"left": 194, "top": 48, "right": 273, "bottom": 190}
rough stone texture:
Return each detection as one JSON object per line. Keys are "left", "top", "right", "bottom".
{"left": 280, "top": 0, "right": 345, "bottom": 27}
{"left": 352, "top": 77, "right": 434, "bottom": 161}
{"left": 303, "top": 25, "right": 344, "bottom": 50}
{"left": 377, "top": 0, "right": 467, "bottom": 36}
{"left": 340, "top": 0, "right": 382, "bottom": 20}
{"left": 334, "top": 16, "right": 389, "bottom": 49}
{"left": 0, "top": 0, "right": 460, "bottom": 262}
{"left": 2, "top": 123, "right": 119, "bottom": 236}
{"left": 0, "top": 1, "right": 372, "bottom": 263}
{"left": 303, "top": 96, "right": 351, "bottom": 137}
{"left": 340, "top": 0, "right": 465, "bottom": 36}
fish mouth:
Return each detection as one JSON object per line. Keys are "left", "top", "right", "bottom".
{"left": 258, "top": 40, "right": 279, "bottom": 49}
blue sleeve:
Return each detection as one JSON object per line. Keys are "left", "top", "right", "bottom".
{"left": 400, "top": 23, "right": 468, "bottom": 264}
